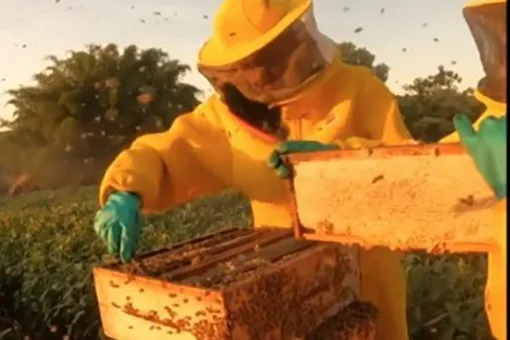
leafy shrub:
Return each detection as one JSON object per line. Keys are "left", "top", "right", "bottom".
{"left": 405, "top": 253, "right": 493, "bottom": 339}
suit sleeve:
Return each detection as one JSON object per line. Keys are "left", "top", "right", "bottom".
{"left": 441, "top": 107, "right": 506, "bottom": 143}
{"left": 354, "top": 73, "right": 413, "bottom": 146}
{"left": 484, "top": 198, "right": 507, "bottom": 340}
{"left": 99, "top": 98, "right": 232, "bottom": 213}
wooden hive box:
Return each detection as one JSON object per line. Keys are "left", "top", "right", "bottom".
{"left": 285, "top": 143, "right": 499, "bottom": 254}
{"left": 93, "top": 228, "right": 371, "bottom": 340}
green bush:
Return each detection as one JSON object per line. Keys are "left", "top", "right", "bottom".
{"left": 0, "top": 187, "right": 492, "bottom": 339}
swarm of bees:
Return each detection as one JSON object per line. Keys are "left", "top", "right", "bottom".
{"left": 1, "top": 1, "right": 459, "bottom": 94}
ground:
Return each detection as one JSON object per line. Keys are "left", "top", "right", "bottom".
{"left": 0, "top": 186, "right": 494, "bottom": 340}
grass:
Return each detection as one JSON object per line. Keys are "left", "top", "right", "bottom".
{"left": 0, "top": 186, "right": 493, "bottom": 339}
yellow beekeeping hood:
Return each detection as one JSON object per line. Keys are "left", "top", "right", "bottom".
{"left": 198, "top": 0, "right": 311, "bottom": 67}
{"left": 463, "top": 0, "right": 507, "bottom": 110}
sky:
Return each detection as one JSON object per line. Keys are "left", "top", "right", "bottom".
{"left": 0, "top": 0, "right": 483, "bottom": 120}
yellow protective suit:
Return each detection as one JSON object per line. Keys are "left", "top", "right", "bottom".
{"left": 100, "top": 1, "right": 411, "bottom": 339}
{"left": 447, "top": 116, "right": 507, "bottom": 340}
{"left": 441, "top": 91, "right": 506, "bottom": 143}
{"left": 486, "top": 199, "right": 507, "bottom": 340}
{"left": 443, "top": 114, "right": 508, "bottom": 337}
{"left": 441, "top": 0, "right": 507, "bottom": 339}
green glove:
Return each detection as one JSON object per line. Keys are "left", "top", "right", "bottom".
{"left": 454, "top": 114, "right": 507, "bottom": 200}
{"left": 267, "top": 140, "right": 338, "bottom": 179}
{"left": 94, "top": 191, "right": 144, "bottom": 263}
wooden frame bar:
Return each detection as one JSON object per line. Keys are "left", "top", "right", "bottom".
{"left": 284, "top": 143, "right": 498, "bottom": 254}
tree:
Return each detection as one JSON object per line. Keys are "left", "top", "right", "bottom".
{"left": 0, "top": 43, "right": 201, "bottom": 190}
{"left": 3, "top": 43, "right": 201, "bottom": 160}
{"left": 398, "top": 66, "right": 484, "bottom": 142}
{"left": 338, "top": 42, "right": 390, "bottom": 82}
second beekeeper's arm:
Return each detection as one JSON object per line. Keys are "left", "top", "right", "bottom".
{"left": 351, "top": 72, "right": 413, "bottom": 147}
{"left": 485, "top": 197, "right": 507, "bottom": 340}
{"left": 454, "top": 113, "right": 507, "bottom": 340}
{"left": 99, "top": 97, "right": 232, "bottom": 213}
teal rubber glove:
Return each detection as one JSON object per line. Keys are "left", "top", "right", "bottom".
{"left": 267, "top": 140, "right": 338, "bottom": 179}
{"left": 454, "top": 114, "right": 507, "bottom": 200}
{"left": 94, "top": 191, "right": 143, "bottom": 263}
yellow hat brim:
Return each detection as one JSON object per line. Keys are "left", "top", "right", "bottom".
{"left": 198, "top": 0, "right": 311, "bottom": 67}
{"left": 464, "top": 0, "right": 506, "bottom": 9}
{"left": 475, "top": 89, "right": 507, "bottom": 110}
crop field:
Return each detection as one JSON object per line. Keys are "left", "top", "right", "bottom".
{"left": 0, "top": 186, "right": 493, "bottom": 340}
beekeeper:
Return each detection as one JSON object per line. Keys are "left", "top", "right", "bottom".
{"left": 443, "top": 0, "right": 506, "bottom": 142}
{"left": 93, "top": 0, "right": 413, "bottom": 339}
{"left": 447, "top": 0, "right": 507, "bottom": 339}
{"left": 455, "top": 114, "right": 506, "bottom": 340}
